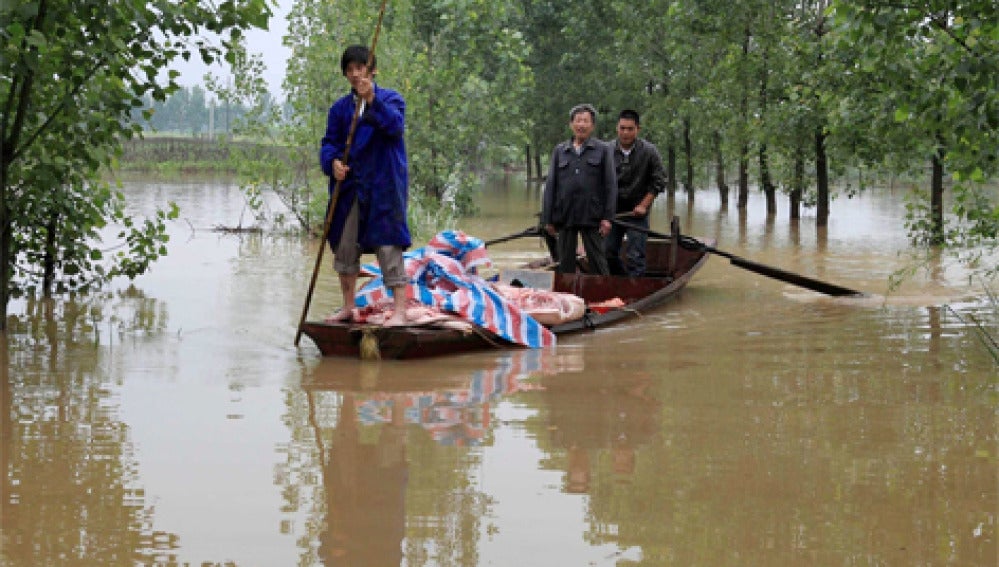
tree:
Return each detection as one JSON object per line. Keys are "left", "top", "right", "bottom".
{"left": 0, "top": 0, "right": 272, "bottom": 330}
{"left": 829, "top": 1, "right": 999, "bottom": 252}
{"left": 402, "top": 0, "right": 533, "bottom": 206}
{"left": 215, "top": 0, "right": 536, "bottom": 243}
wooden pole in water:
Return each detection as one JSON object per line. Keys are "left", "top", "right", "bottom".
{"left": 295, "top": 0, "right": 391, "bottom": 347}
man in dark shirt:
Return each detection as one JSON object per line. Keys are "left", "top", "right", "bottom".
{"left": 606, "top": 109, "right": 667, "bottom": 276}
{"left": 541, "top": 104, "right": 618, "bottom": 275}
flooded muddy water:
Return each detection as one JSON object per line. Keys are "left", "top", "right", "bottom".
{"left": 3, "top": 177, "right": 996, "bottom": 566}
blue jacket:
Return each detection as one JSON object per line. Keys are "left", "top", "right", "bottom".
{"left": 320, "top": 84, "right": 411, "bottom": 251}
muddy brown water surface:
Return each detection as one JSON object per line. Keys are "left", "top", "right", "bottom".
{"left": 3, "top": 177, "right": 997, "bottom": 566}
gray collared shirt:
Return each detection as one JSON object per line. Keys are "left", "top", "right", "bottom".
{"left": 541, "top": 137, "right": 618, "bottom": 228}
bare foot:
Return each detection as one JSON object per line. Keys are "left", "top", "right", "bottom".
{"left": 382, "top": 314, "right": 409, "bottom": 327}
{"left": 324, "top": 308, "right": 353, "bottom": 323}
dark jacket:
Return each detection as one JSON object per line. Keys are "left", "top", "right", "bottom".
{"left": 613, "top": 138, "right": 667, "bottom": 212}
{"left": 541, "top": 138, "right": 618, "bottom": 228}
{"left": 320, "top": 84, "right": 412, "bottom": 251}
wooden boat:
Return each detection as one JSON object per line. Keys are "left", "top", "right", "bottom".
{"left": 299, "top": 230, "right": 711, "bottom": 359}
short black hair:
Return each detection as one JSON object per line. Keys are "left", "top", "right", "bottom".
{"left": 618, "top": 109, "right": 640, "bottom": 125}
{"left": 569, "top": 103, "right": 597, "bottom": 121}
{"left": 340, "top": 44, "right": 375, "bottom": 75}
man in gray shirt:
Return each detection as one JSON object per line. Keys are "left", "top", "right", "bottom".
{"left": 541, "top": 104, "right": 618, "bottom": 275}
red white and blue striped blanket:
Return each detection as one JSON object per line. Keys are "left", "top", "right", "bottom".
{"left": 355, "top": 230, "right": 556, "bottom": 349}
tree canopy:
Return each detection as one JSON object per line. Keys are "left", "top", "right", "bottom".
{"left": 1, "top": 0, "right": 272, "bottom": 329}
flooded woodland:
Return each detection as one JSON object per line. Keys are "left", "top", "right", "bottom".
{"left": 3, "top": 176, "right": 996, "bottom": 566}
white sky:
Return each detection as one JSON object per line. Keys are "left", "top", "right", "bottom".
{"left": 171, "top": 0, "right": 292, "bottom": 98}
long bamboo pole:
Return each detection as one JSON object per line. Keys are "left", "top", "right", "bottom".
{"left": 295, "top": 0, "right": 390, "bottom": 346}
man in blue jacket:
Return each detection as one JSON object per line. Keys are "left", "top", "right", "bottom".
{"left": 320, "top": 45, "right": 412, "bottom": 326}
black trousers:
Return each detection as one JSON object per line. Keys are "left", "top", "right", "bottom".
{"left": 556, "top": 226, "right": 609, "bottom": 275}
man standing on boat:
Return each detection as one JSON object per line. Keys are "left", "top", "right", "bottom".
{"left": 320, "top": 45, "right": 412, "bottom": 326}
{"left": 541, "top": 104, "right": 618, "bottom": 275}
{"left": 606, "top": 109, "right": 667, "bottom": 276}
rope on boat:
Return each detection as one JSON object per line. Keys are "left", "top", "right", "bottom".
{"left": 469, "top": 325, "right": 508, "bottom": 348}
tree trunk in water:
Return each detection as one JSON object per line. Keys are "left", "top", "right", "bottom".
{"left": 758, "top": 47, "right": 776, "bottom": 216}
{"left": 524, "top": 144, "right": 532, "bottom": 180}
{"left": 760, "top": 144, "right": 776, "bottom": 215}
{"left": 42, "top": 215, "right": 60, "bottom": 296}
{"left": 812, "top": 2, "right": 831, "bottom": 227}
{"left": 714, "top": 131, "right": 729, "bottom": 208}
{"left": 930, "top": 139, "right": 946, "bottom": 245}
{"left": 666, "top": 144, "right": 678, "bottom": 193}
{"left": 0, "top": 172, "right": 9, "bottom": 331}
{"left": 683, "top": 118, "right": 693, "bottom": 194}
{"left": 790, "top": 149, "right": 804, "bottom": 221}
{"left": 737, "top": 25, "right": 750, "bottom": 211}
{"left": 738, "top": 150, "right": 749, "bottom": 209}
{"left": 815, "top": 126, "right": 830, "bottom": 226}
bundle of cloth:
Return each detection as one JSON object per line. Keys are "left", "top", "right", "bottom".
{"left": 350, "top": 230, "right": 584, "bottom": 348}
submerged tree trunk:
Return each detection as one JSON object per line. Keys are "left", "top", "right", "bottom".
{"left": 683, "top": 118, "right": 693, "bottom": 194}
{"left": 815, "top": 126, "right": 830, "bottom": 226}
{"left": 760, "top": 144, "right": 776, "bottom": 215}
{"left": 930, "top": 137, "right": 946, "bottom": 244}
{"left": 714, "top": 131, "right": 729, "bottom": 207}
{"left": 738, "top": 148, "right": 749, "bottom": 209}
{"left": 758, "top": 47, "right": 776, "bottom": 216}
{"left": 737, "top": 26, "right": 750, "bottom": 211}
{"left": 790, "top": 148, "right": 804, "bottom": 220}
{"left": 666, "top": 144, "right": 678, "bottom": 193}
{"left": 534, "top": 146, "right": 543, "bottom": 182}
{"left": 0, "top": 172, "right": 9, "bottom": 332}
{"left": 524, "top": 144, "right": 532, "bottom": 180}
{"left": 42, "top": 216, "right": 58, "bottom": 296}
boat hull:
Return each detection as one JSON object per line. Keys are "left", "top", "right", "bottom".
{"left": 300, "top": 236, "right": 711, "bottom": 359}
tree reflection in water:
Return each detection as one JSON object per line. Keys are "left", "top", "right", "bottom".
{"left": 2, "top": 293, "right": 175, "bottom": 566}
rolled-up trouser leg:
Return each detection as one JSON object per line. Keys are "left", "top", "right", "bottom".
{"left": 333, "top": 199, "right": 361, "bottom": 275}
{"left": 375, "top": 246, "right": 408, "bottom": 289}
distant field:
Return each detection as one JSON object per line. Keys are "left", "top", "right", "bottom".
{"left": 117, "top": 136, "right": 282, "bottom": 173}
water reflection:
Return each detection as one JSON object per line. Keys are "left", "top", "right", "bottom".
{"left": 525, "top": 350, "right": 661, "bottom": 495}
{"left": 295, "top": 349, "right": 680, "bottom": 566}
{"left": 4, "top": 178, "right": 996, "bottom": 566}
{"left": 6, "top": 287, "right": 168, "bottom": 354}
{"left": 317, "top": 389, "right": 407, "bottom": 565}
{"left": 2, "top": 301, "right": 174, "bottom": 566}
{"left": 301, "top": 352, "right": 559, "bottom": 566}
{"left": 304, "top": 355, "right": 548, "bottom": 447}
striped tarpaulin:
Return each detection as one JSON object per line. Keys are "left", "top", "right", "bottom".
{"left": 355, "top": 230, "right": 556, "bottom": 349}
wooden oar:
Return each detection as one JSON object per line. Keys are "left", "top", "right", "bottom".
{"left": 484, "top": 226, "right": 541, "bottom": 247}
{"left": 611, "top": 218, "right": 865, "bottom": 297}
{"left": 295, "top": 0, "right": 390, "bottom": 346}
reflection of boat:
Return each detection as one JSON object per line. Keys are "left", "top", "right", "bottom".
{"left": 308, "top": 351, "right": 566, "bottom": 565}
{"left": 305, "top": 351, "right": 558, "bottom": 448}
{"left": 300, "top": 233, "right": 711, "bottom": 359}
